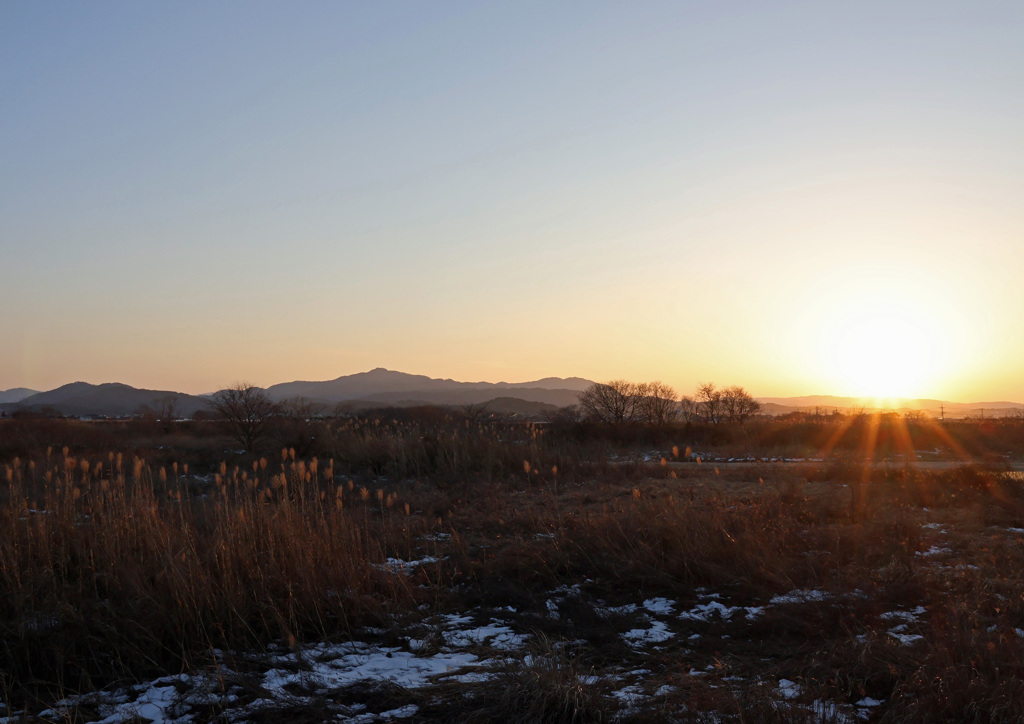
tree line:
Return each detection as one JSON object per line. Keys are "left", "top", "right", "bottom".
{"left": 205, "top": 379, "right": 763, "bottom": 455}
{"left": 578, "top": 380, "right": 760, "bottom": 425}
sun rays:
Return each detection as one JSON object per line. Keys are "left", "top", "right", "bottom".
{"left": 817, "top": 407, "right": 973, "bottom": 471}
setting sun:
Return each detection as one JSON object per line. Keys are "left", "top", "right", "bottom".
{"left": 830, "top": 313, "right": 941, "bottom": 399}
{"left": 807, "top": 269, "right": 964, "bottom": 401}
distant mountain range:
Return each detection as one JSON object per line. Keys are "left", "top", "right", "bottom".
{"left": 264, "top": 368, "right": 592, "bottom": 408}
{"left": 3, "top": 374, "right": 1021, "bottom": 420}
{"left": 0, "top": 370, "right": 593, "bottom": 418}
{"left": 0, "top": 383, "right": 211, "bottom": 418}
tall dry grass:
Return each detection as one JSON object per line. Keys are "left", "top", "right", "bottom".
{"left": 0, "top": 450, "right": 424, "bottom": 702}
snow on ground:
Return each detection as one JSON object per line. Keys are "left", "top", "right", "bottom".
{"left": 888, "top": 632, "right": 924, "bottom": 645}
{"left": 262, "top": 641, "right": 481, "bottom": 693}
{"left": 777, "top": 679, "right": 802, "bottom": 700}
{"left": 768, "top": 589, "right": 831, "bottom": 605}
{"left": 7, "top": 582, "right": 855, "bottom": 723}
{"left": 442, "top": 620, "right": 528, "bottom": 651}
{"left": 17, "top": 518, "right": 1013, "bottom": 723}
{"left": 679, "top": 598, "right": 761, "bottom": 622}
{"left": 622, "top": 618, "right": 675, "bottom": 647}
{"left": 880, "top": 606, "right": 927, "bottom": 645}
{"left": 642, "top": 597, "right": 675, "bottom": 615}
{"left": 375, "top": 556, "right": 442, "bottom": 574}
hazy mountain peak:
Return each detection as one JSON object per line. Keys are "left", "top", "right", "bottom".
{"left": 264, "top": 369, "right": 594, "bottom": 406}
{"left": 0, "top": 387, "right": 39, "bottom": 404}
{"left": 4, "top": 382, "right": 210, "bottom": 418}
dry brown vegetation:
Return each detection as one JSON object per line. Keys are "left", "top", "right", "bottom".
{"left": 2, "top": 413, "right": 1024, "bottom": 721}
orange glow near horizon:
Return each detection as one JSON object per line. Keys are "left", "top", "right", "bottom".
{"left": 790, "top": 258, "right": 978, "bottom": 402}
{"left": 827, "top": 311, "right": 943, "bottom": 399}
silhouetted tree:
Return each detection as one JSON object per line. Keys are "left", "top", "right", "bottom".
{"left": 460, "top": 402, "right": 491, "bottom": 426}
{"left": 721, "top": 385, "right": 760, "bottom": 424}
{"left": 679, "top": 395, "right": 699, "bottom": 424}
{"left": 692, "top": 383, "right": 759, "bottom": 425}
{"left": 550, "top": 404, "right": 582, "bottom": 424}
{"left": 696, "top": 383, "right": 723, "bottom": 424}
{"left": 209, "top": 382, "right": 279, "bottom": 454}
{"left": 635, "top": 381, "right": 678, "bottom": 425}
{"left": 578, "top": 380, "right": 638, "bottom": 423}
{"left": 154, "top": 395, "right": 181, "bottom": 423}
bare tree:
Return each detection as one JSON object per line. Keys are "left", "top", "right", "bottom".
{"left": 635, "top": 381, "right": 678, "bottom": 425}
{"left": 460, "top": 402, "right": 491, "bottom": 426}
{"left": 679, "top": 395, "right": 699, "bottom": 424}
{"left": 154, "top": 395, "right": 181, "bottom": 423}
{"left": 578, "top": 380, "right": 638, "bottom": 423}
{"left": 209, "top": 382, "right": 280, "bottom": 454}
{"left": 720, "top": 385, "right": 760, "bottom": 425}
{"left": 550, "top": 404, "right": 582, "bottom": 424}
{"left": 696, "top": 383, "right": 723, "bottom": 424}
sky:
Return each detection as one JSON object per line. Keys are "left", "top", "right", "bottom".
{"left": 2, "top": 1, "right": 1023, "bottom": 401}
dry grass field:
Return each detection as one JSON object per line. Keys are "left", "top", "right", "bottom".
{"left": 2, "top": 414, "right": 1024, "bottom": 722}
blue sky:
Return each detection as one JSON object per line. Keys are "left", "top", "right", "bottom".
{"left": 3, "top": 2, "right": 1023, "bottom": 399}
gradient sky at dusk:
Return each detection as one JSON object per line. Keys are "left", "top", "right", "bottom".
{"left": 3, "top": 2, "right": 1023, "bottom": 400}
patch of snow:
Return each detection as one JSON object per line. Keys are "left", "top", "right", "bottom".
{"left": 444, "top": 622, "right": 527, "bottom": 651}
{"left": 262, "top": 640, "right": 482, "bottom": 692}
{"left": 74, "top": 677, "right": 193, "bottom": 724}
{"left": 603, "top": 603, "right": 639, "bottom": 615}
{"left": 679, "top": 600, "right": 744, "bottom": 622}
{"left": 379, "top": 704, "right": 419, "bottom": 719}
{"left": 768, "top": 589, "right": 831, "bottom": 605}
{"left": 643, "top": 597, "right": 675, "bottom": 615}
{"left": 880, "top": 608, "right": 923, "bottom": 623}
{"left": 376, "top": 556, "right": 442, "bottom": 574}
{"left": 612, "top": 684, "right": 645, "bottom": 706}
{"left": 550, "top": 583, "right": 582, "bottom": 596}
{"left": 623, "top": 619, "right": 675, "bottom": 647}
{"left": 856, "top": 697, "right": 883, "bottom": 707}
{"left": 777, "top": 679, "right": 801, "bottom": 699}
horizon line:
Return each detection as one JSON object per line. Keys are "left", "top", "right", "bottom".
{"left": 2, "top": 369, "right": 1023, "bottom": 408}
